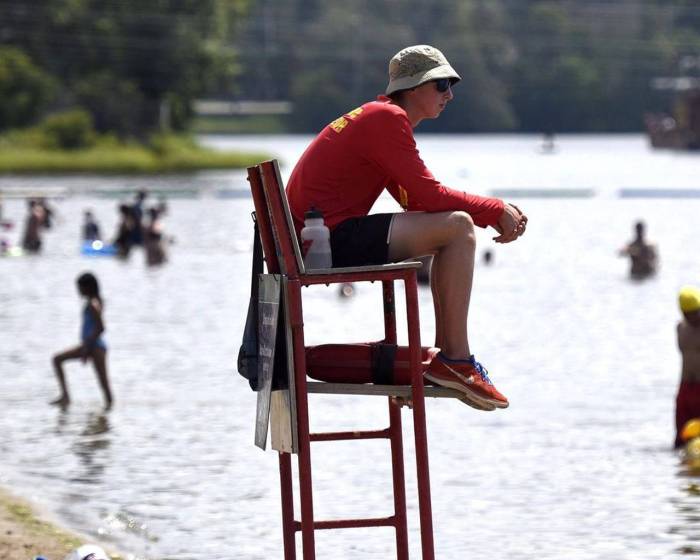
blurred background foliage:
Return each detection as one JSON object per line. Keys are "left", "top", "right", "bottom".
{"left": 0, "top": 0, "right": 250, "bottom": 142}
{"left": 1, "top": 0, "right": 699, "bottom": 137}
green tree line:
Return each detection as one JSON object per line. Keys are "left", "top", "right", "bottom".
{"left": 0, "top": 0, "right": 249, "bottom": 140}
{"left": 235, "top": 0, "right": 700, "bottom": 133}
{"left": 1, "top": 0, "right": 699, "bottom": 137}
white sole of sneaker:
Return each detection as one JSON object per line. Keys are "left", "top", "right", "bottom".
{"left": 459, "top": 395, "right": 496, "bottom": 411}
{"left": 424, "top": 372, "right": 500, "bottom": 411}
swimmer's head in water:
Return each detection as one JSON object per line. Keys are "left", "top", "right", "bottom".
{"left": 680, "top": 285, "right": 700, "bottom": 313}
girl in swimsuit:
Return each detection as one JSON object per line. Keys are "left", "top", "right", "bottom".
{"left": 51, "top": 272, "right": 113, "bottom": 408}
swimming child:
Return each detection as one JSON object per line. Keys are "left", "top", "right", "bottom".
{"left": 675, "top": 285, "right": 700, "bottom": 447}
{"left": 51, "top": 272, "right": 113, "bottom": 409}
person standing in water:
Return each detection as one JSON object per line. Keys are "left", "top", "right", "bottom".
{"left": 619, "top": 220, "right": 657, "bottom": 279}
{"left": 21, "top": 199, "right": 46, "bottom": 253}
{"left": 144, "top": 207, "right": 167, "bottom": 266}
{"left": 675, "top": 286, "right": 700, "bottom": 448}
{"left": 82, "top": 210, "right": 101, "bottom": 241}
{"left": 51, "top": 272, "right": 113, "bottom": 409}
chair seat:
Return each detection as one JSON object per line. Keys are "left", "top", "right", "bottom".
{"left": 303, "top": 261, "right": 422, "bottom": 275}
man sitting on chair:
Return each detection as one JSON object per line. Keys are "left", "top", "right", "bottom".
{"left": 286, "top": 45, "right": 527, "bottom": 411}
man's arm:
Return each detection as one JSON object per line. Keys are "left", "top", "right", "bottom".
{"left": 372, "top": 112, "right": 504, "bottom": 228}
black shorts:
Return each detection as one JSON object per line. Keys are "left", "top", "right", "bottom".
{"left": 330, "top": 213, "right": 395, "bottom": 267}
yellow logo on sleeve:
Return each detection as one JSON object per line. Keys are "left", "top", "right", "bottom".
{"left": 329, "top": 116, "right": 349, "bottom": 133}
{"left": 346, "top": 107, "right": 363, "bottom": 120}
{"left": 329, "top": 107, "right": 363, "bottom": 134}
{"left": 399, "top": 185, "right": 408, "bottom": 208}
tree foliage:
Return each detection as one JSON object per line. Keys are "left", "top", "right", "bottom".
{"left": 1, "top": 0, "right": 699, "bottom": 134}
{"left": 235, "top": 0, "right": 700, "bottom": 132}
{"left": 0, "top": 0, "right": 250, "bottom": 136}
{"left": 40, "top": 109, "right": 96, "bottom": 149}
{"left": 0, "top": 47, "right": 55, "bottom": 131}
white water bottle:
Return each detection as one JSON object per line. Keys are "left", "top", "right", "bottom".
{"left": 300, "top": 207, "right": 332, "bottom": 270}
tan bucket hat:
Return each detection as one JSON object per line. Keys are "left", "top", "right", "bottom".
{"left": 386, "top": 45, "right": 461, "bottom": 95}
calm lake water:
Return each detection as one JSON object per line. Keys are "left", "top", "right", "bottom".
{"left": 2, "top": 134, "right": 700, "bottom": 559}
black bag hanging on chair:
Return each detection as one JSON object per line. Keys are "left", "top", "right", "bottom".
{"left": 237, "top": 213, "right": 263, "bottom": 390}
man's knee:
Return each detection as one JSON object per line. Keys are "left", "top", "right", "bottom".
{"left": 446, "top": 211, "right": 476, "bottom": 244}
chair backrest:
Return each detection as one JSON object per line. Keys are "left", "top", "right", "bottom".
{"left": 258, "top": 160, "right": 306, "bottom": 278}
{"left": 247, "top": 163, "right": 281, "bottom": 274}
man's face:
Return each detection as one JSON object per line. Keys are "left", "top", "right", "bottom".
{"left": 408, "top": 79, "right": 454, "bottom": 120}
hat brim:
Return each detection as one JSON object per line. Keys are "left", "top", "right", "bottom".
{"left": 386, "top": 64, "right": 461, "bottom": 95}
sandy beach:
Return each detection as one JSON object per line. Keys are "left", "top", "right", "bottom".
{"left": 0, "top": 486, "right": 124, "bottom": 560}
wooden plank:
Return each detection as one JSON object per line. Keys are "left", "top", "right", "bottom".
{"left": 270, "top": 390, "right": 294, "bottom": 453}
{"left": 254, "top": 274, "right": 282, "bottom": 450}
{"left": 281, "top": 278, "right": 299, "bottom": 453}
{"left": 306, "top": 382, "right": 462, "bottom": 399}
{"left": 270, "top": 278, "right": 298, "bottom": 454}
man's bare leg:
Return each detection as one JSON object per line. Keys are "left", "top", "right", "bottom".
{"left": 388, "top": 211, "right": 475, "bottom": 360}
{"left": 51, "top": 346, "right": 83, "bottom": 406}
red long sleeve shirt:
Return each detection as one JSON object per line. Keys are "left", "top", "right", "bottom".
{"left": 286, "top": 96, "right": 504, "bottom": 234}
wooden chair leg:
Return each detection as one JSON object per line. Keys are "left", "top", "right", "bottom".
{"left": 405, "top": 274, "right": 435, "bottom": 560}
{"left": 279, "top": 452, "right": 296, "bottom": 559}
{"left": 388, "top": 397, "right": 409, "bottom": 559}
{"left": 288, "top": 282, "right": 316, "bottom": 558}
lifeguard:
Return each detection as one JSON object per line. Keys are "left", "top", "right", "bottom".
{"left": 286, "top": 45, "right": 528, "bottom": 411}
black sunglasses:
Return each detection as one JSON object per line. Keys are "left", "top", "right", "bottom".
{"left": 434, "top": 78, "right": 453, "bottom": 93}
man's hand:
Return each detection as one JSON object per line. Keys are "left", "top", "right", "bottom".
{"left": 492, "top": 203, "right": 527, "bottom": 243}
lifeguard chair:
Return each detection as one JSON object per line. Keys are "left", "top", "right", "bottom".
{"left": 246, "top": 160, "right": 461, "bottom": 559}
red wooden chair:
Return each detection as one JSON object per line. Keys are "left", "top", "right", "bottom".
{"left": 247, "top": 159, "right": 460, "bottom": 559}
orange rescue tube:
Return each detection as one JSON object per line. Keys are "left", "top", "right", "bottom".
{"left": 305, "top": 342, "right": 439, "bottom": 385}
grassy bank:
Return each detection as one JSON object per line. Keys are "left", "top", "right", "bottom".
{"left": 0, "top": 130, "right": 270, "bottom": 175}
{"left": 0, "top": 145, "right": 269, "bottom": 174}
{"left": 0, "top": 487, "right": 124, "bottom": 559}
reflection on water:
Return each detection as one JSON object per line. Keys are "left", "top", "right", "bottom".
{"left": 671, "top": 474, "right": 700, "bottom": 555}
{"left": 99, "top": 510, "right": 160, "bottom": 546}
{"left": 70, "top": 412, "right": 111, "bottom": 485}
{"left": 671, "top": 435, "right": 700, "bottom": 556}
{"left": 1, "top": 134, "right": 700, "bottom": 559}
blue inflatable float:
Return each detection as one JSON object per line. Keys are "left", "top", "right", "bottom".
{"left": 81, "top": 240, "right": 117, "bottom": 256}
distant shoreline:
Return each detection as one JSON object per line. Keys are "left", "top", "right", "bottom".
{"left": 0, "top": 147, "right": 269, "bottom": 175}
{"left": 0, "top": 139, "right": 270, "bottom": 175}
{"left": 0, "top": 485, "right": 126, "bottom": 560}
